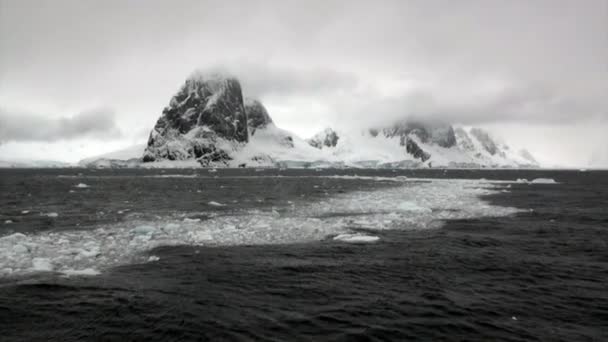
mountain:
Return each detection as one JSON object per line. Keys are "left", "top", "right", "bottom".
{"left": 142, "top": 71, "right": 248, "bottom": 166}
{"left": 0, "top": 159, "right": 72, "bottom": 168}
{"left": 81, "top": 71, "right": 539, "bottom": 169}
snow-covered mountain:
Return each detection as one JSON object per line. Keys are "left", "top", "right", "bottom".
{"left": 0, "top": 159, "right": 72, "bottom": 168}
{"left": 81, "top": 71, "right": 539, "bottom": 168}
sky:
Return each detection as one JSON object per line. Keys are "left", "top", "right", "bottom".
{"left": 0, "top": 0, "right": 606, "bottom": 167}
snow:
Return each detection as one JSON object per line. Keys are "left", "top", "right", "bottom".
{"left": 333, "top": 233, "right": 380, "bottom": 243}
{"left": 0, "top": 177, "right": 521, "bottom": 278}
{"left": 78, "top": 144, "right": 146, "bottom": 164}
{"left": 77, "top": 121, "right": 540, "bottom": 169}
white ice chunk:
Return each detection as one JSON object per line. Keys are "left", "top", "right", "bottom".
{"left": 75, "top": 183, "right": 90, "bottom": 188}
{"left": 208, "top": 201, "right": 225, "bottom": 207}
{"left": 62, "top": 268, "right": 100, "bottom": 276}
{"left": 32, "top": 258, "right": 53, "bottom": 271}
{"left": 333, "top": 233, "right": 380, "bottom": 243}
{"left": 4, "top": 220, "right": 12, "bottom": 224}
{"left": 530, "top": 178, "right": 557, "bottom": 184}
{"left": 43, "top": 212, "right": 59, "bottom": 218}
{"left": 147, "top": 255, "right": 160, "bottom": 262}
{"left": 131, "top": 225, "right": 156, "bottom": 235}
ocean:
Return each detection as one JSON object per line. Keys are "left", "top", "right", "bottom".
{"left": 1, "top": 168, "right": 607, "bottom": 341}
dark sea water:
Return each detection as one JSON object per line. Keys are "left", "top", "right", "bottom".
{"left": 0, "top": 168, "right": 607, "bottom": 341}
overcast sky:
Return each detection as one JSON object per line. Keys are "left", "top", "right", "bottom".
{"left": 0, "top": 0, "right": 606, "bottom": 167}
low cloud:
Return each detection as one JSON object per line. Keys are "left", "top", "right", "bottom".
{"left": 0, "top": 107, "right": 122, "bottom": 142}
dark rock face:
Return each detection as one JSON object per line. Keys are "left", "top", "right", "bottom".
{"left": 398, "top": 135, "right": 430, "bottom": 162}
{"left": 382, "top": 121, "right": 456, "bottom": 148}
{"left": 143, "top": 73, "right": 249, "bottom": 164}
{"left": 373, "top": 120, "right": 455, "bottom": 162}
{"left": 308, "top": 128, "right": 340, "bottom": 149}
{"left": 245, "top": 98, "right": 273, "bottom": 136}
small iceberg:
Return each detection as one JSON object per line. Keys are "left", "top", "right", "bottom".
{"left": 333, "top": 233, "right": 380, "bottom": 243}
{"left": 397, "top": 201, "right": 432, "bottom": 213}
{"left": 208, "top": 201, "right": 225, "bottom": 207}
{"left": 131, "top": 225, "right": 156, "bottom": 235}
{"left": 62, "top": 268, "right": 101, "bottom": 276}
{"left": 530, "top": 178, "right": 557, "bottom": 184}
{"left": 75, "top": 183, "right": 90, "bottom": 188}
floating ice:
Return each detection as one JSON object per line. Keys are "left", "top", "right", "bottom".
{"left": 208, "top": 201, "right": 225, "bottom": 207}
{"left": 75, "top": 183, "right": 90, "bottom": 188}
{"left": 397, "top": 201, "right": 432, "bottom": 213}
{"left": 516, "top": 178, "right": 529, "bottom": 183}
{"left": 147, "top": 174, "right": 197, "bottom": 178}
{"left": 43, "top": 212, "right": 59, "bottom": 218}
{"left": 131, "top": 225, "right": 156, "bottom": 235}
{"left": 0, "top": 178, "right": 521, "bottom": 278}
{"left": 4, "top": 220, "right": 12, "bottom": 224}
{"left": 31, "top": 258, "right": 53, "bottom": 272}
{"left": 333, "top": 233, "right": 380, "bottom": 243}
{"left": 530, "top": 178, "right": 557, "bottom": 184}
{"left": 62, "top": 268, "right": 100, "bottom": 276}
{"left": 147, "top": 256, "right": 160, "bottom": 262}
{"left": 21, "top": 210, "right": 29, "bottom": 214}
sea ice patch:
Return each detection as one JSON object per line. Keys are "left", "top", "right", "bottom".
{"left": 75, "top": 183, "right": 90, "bottom": 188}
{"left": 0, "top": 178, "right": 520, "bottom": 278}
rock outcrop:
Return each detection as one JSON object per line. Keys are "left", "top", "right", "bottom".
{"left": 307, "top": 128, "right": 340, "bottom": 149}
{"left": 143, "top": 72, "right": 250, "bottom": 165}
{"left": 245, "top": 98, "right": 273, "bottom": 135}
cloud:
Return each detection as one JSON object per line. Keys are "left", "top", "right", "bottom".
{"left": 0, "top": 107, "right": 122, "bottom": 142}
{"left": 0, "top": 0, "right": 606, "bottom": 166}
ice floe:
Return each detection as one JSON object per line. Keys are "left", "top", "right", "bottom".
{"left": 75, "top": 183, "right": 90, "bottom": 188}
{"left": 0, "top": 178, "right": 521, "bottom": 278}
{"left": 333, "top": 233, "right": 380, "bottom": 243}
{"left": 530, "top": 178, "right": 557, "bottom": 184}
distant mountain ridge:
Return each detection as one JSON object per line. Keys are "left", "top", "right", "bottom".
{"left": 81, "top": 71, "right": 539, "bottom": 169}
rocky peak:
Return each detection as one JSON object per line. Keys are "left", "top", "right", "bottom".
{"left": 381, "top": 120, "right": 456, "bottom": 148}
{"left": 307, "top": 128, "right": 340, "bottom": 149}
{"left": 143, "top": 72, "right": 249, "bottom": 164}
{"left": 245, "top": 98, "right": 273, "bottom": 135}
